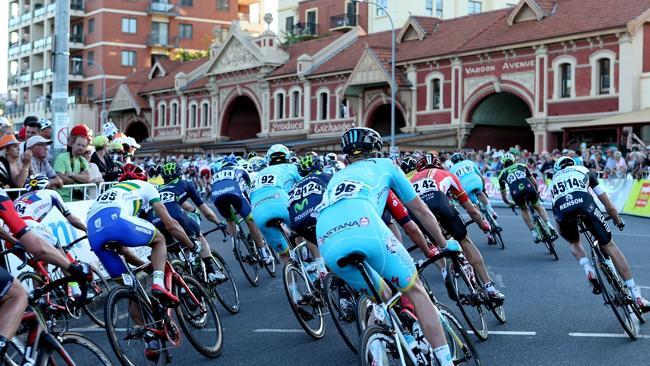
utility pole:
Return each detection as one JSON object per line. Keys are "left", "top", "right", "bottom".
{"left": 52, "top": 0, "right": 70, "bottom": 154}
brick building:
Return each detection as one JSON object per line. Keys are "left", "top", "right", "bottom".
{"left": 105, "top": 0, "right": 650, "bottom": 154}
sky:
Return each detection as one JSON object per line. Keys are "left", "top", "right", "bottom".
{"left": 0, "top": 9, "right": 7, "bottom": 95}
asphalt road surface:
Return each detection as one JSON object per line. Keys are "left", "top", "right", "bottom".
{"left": 68, "top": 207, "right": 650, "bottom": 365}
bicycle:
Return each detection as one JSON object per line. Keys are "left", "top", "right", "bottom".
{"left": 578, "top": 215, "right": 645, "bottom": 340}
{"left": 168, "top": 225, "right": 241, "bottom": 314}
{"left": 322, "top": 272, "right": 360, "bottom": 353}
{"left": 476, "top": 200, "right": 505, "bottom": 249}
{"left": 268, "top": 219, "right": 326, "bottom": 339}
{"left": 228, "top": 217, "right": 277, "bottom": 286}
{"left": 103, "top": 241, "right": 223, "bottom": 365}
{"left": 513, "top": 201, "right": 559, "bottom": 260}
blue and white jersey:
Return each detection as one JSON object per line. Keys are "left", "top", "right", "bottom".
{"left": 450, "top": 159, "right": 484, "bottom": 191}
{"left": 250, "top": 163, "right": 301, "bottom": 198}
{"left": 211, "top": 165, "right": 252, "bottom": 198}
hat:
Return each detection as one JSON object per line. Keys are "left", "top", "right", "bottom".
{"left": 0, "top": 134, "right": 19, "bottom": 149}
{"left": 109, "top": 141, "right": 124, "bottom": 152}
{"left": 70, "top": 124, "right": 93, "bottom": 140}
{"left": 26, "top": 135, "right": 52, "bottom": 149}
{"left": 17, "top": 126, "right": 26, "bottom": 141}
{"left": 0, "top": 117, "right": 10, "bottom": 129}
{"left": 92, "top": 135, "right": 109, "bottom": 148}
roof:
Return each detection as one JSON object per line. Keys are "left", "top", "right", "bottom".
{"left": 139, "top": 58, "right": 209, "bottom": 93}
{"left": 269, "top": 33, "right": 345, "bottom": 77}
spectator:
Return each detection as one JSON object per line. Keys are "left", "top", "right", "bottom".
{"left": 0, "top": 117, "right": 11, "bottom": 138}
{"left": 39, "top": 119, "right": 52, "bottom": 139}
{"left": 592, "top": 151, "right": 606, "bottom": 172}
{"left": 613, "top": 150, "right": 627, "bottom": 177}
{"left": 21, "top": 117, "right": 41, "bottom": 155}
{"left": 540, "top": 153, "right": 554, "bottom": 179}
{"left": 0, "top": 134, "right": 31, "bottom": 188}
{"left": 53, "top": 135, "right": 92, "bottom": 200}
{"left": 28, "top": 135, "right": 63, "bottom": 189}
{"left": 90, "top": 135, "right": 119, "bottom": 181}
{"left": 604, "top": 147, "right": 618, "bottom": 173}
{"left": 84, "top": 146, "right": 103, "bottom": 183}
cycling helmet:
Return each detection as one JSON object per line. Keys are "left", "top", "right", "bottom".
{"left": 103, "top": 121, "right": 118, "bottom": 139}
{"left": 290, "top": 156, "right": 299, "bottom": 165}
{"left": 554, "top": 156, "right": 575, "bottom": 173}
{"left": 0, "top": 117, "right": 10, "bottom": 128}
{"left": 298, "top": 155, "right": 323, "bottom": 176}
{"left": 24, "top": 174, "right": 49, "bottom": 191}
{"left": 148, "top": 164, "right": 161, "bottom": 177}
{"left": 38, "top": 118, "right": 52, "bottom": 129}
{"left": 400, "top": 156, "right": 417, "bottom": 174}
{"left": 247, "top": 151, "right": 257, "bottom": 159}
{"left": 501, "top": 152, "right": 515, "bottom": 167}
{"left": 267, "top": 144, "right": 290, "bottom": 165}
{"left": 222, "top": 154, "right": 238, "bottom": 167}
{"left": 161, "top": 162, "right": 181, "bottom": 181}
{"left": 325, "top": 152, "right": 337, "bottom": 164}
{"left": 416, "top": 153, "right": 444, "bottom": 172}
{"left": 341, "top": 127, "right": 383, "bottom": 155}
{"left": 443, "top": 159, "right": 453, "bottom": 170}
{"left": 450, "top": 153, "right": 464, "bottom": 164}
{"left": 118, "top": 163, "right": 148, "bottom": 182}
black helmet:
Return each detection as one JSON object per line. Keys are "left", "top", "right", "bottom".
{"left": 400, "top": 156, "right": 417, "bottom": 174}
{"left": 341, "top": 127, "right": 383, "bottom": 156}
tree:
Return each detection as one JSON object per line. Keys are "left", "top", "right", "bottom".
{"left": 172, "top": 49, "right": 209, "bottom": 62}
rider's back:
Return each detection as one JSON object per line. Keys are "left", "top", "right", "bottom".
{"left": 88, "top": 180, "right": 159, "bottom": 218}
{"left": 251, "top": 163, "right": 300, "bottom": 197}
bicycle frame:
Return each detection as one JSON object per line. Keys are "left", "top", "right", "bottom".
{"left": 14, "top": 310, "right": 76, "bottom": 366}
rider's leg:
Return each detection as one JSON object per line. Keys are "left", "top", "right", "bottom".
{"left": 520, "top": 207, "right": 534, "bottom": 229}
{"left": 149, "top": 232, "right": 168, "bottom": 287}
{"left": 478, "top": 191, "right": 497, "bottom": 218}
{"left": 387, "top": 219, "right": 403, "bottom": 242}
{"left": 460, "top": 236, "right": 504, "bottom": 300}
{"left": 245, "top": 217, "right": 267, "bottom": 249}
{"left": 0, "top": 279, "right": 28, "bottom": 346}
{"left": 601, "top": 240, "right": 649, "bottom": 306}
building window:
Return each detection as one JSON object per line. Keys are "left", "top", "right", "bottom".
{"left": 339, "top": 99, "right": 348, "bottom": 118}
{"left": 88, "top": 51, "right": 94, "bottom": 64}
{"left": 305, "top": 10, "right": 317, "bottom": 35}
{"left": 87, "top": 84, "right": 94, "bottom": 98}
{"left": 170, "top": 102, "right": 178, "bottom": 125}
{"left": 559, "top": 63, "right": 572, "bottom": 98}
{"left": 88, "top": 18, "right": 95, "bottom": 33}
{"left": 275, "top": 92, "right": 285, "bottom": 119}
{"left": 121, "top": 17, "right": 136, "bottom": 34}
{"left": 468, "top": 1, "right": 481, "bottom": 14}
{"left": 436, "top": 0, "right": 443, "bottom": 17}
{"left": 598, "top": 58, "right": 611, "bottom": 95}
{"left": 180, "top": 0, "right": 193, "bottom": 6}
{"left": 159, "top": 104, "right": 166, "bottom": 126}
{"left": 179, "top": 24, "right": 193, "bottom": 39}
{"left": 431, "top": 78, "right": 441, "bottom": 109}
{"left": 121, "top": 51, "right": 136, "bottom": 67}
{"left": 217, "top": 0, "right": 229, "bottom": 11}
{"left": 201, "top": 102, "right": 210, "bottom": 126}
{"left": 425, "top": 0, "right": 433, "bottom": 16}
{"left": 290, "top": 89, "right": 301, "bottom": 118}
{"left": 285, "top": 16, "right": 294, "bottom": 33}
{"left": 318, "top": 91, "right": 329, "bottom": 120}
{"left": 376, "top": 0, "right": 387, "bottom": 16}
{"left": 190, "top": 103, "right": 197, "bottom": 128}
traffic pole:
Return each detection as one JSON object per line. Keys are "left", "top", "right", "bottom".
{"left": 52, "top": 0, "right": 70, "bottom": 156}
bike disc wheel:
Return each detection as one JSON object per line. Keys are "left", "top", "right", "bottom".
{"left": 437, "top": 304, "right": 482, "bottom": 366}
{"left": 594, "top": 260, "right": 638, "bottom": 339}
{"left": 323, "top": 272, "right": 359, "bottom": 353}
{"left": 210, "top": 249, "right": 241, "bottom": 314}
{"left": 447, "top": 262, "right": 488, "bottom": 341}
{"left": 58, "top": 332, "right": 113, "bottom": 366}
{"left": 282, "top": 261, "right": 325, "bottom": 339}
{"left": 175, "top": 275, "right": 223, "bottom": 357}
{"left": 233, "top": 231, "right": 260, "bottom": 287}
{"left": 82, "top": 265, "right": 114, "bottom": 328}
{"left": 358, "top": 325, "right": 407, "bottom": 366}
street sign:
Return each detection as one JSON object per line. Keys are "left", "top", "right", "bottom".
{"left": 54, "top": 113, "right": 69, "bottom": 149}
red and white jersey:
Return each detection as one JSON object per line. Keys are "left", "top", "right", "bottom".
{"left": 14, "top": 190, "right": 70, "bottom": 222}
{"left": 409, "top": 168, "right": 469, "bottom": 204}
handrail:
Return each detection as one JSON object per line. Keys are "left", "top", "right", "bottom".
{"left": 4, "top": 181, "right": 119, "bottom": 202}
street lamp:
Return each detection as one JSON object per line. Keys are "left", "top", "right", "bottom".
{"left": 71, "top": 57, "right": 107, "bottom": 129}
{"left": 352, "top": 0, "right": 397, "bottom": 152}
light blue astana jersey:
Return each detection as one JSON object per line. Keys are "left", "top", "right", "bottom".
{"left": 449, "top": 159, "right": 484, "bottom": 193}
{"left": 250, "top": 163, "right": 301, "bottom": 199}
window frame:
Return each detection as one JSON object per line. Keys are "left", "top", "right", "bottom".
{"left": 179, "top": 23, "right": 193, "bottom": 40}
{"left": 121, "top": 50, "right": 136, "bottom": 67}
{"left": 189, "top": 102, "right": 198, "bottom": 128}
{"left": 88, "top": 18, "right": 95, "bottom": 33}
{"left": 589, "top": 50, "right": 616, "bottom": 96}
{"left": 316, "top": 88, "right": 330, "bottom": 121}
{"left": 121, "top": 17, "right": 137, "bottom": 34}
{"left": 217, "top": 0, "right": 229, "bottom": 11}
{"left": 468, "top": 0, "right": 482, "bottom": 14}
{"left": 425, "top": 72, "right": 444, "bottom": 110}
{"left": 376, "top": 0, "right": 387, "bottom": 16}
{"left": 201, "top": 100, "right": 210, "bottom": 127}
{"left": 87, "top": 84, "right": 94, "bottom": 98}
{"left": 425, "top": 0, "right": 433, "bottom": 16}
{"left": 274, "top": 90, "right": 286, "bottom": 120}
{"left": 158, "top": 102, "right": 167, "bottom": 127}
{"left": 552, "top": 56, "right": 577, "bottom": 99}
{"left": 180, "top": 0, "right": 193, "bottom": 7}
{"left": 169, "top": 100, "right": 179, "bottom": 126}
{"left": 436, "top": 0, "right": 443, "bottom": 17}
{"left": 289, "top": 87, "right": 302, "bottom": 118}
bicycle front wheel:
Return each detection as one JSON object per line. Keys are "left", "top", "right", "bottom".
{"left": 282, "top": 261, "right": 325, "bottom": 339}
{"left": 83, "top": 265, "right": 115, "bottom": 328}
{"left": 437, "top": 303, "right": 482, "bottom": 366}
{"left": 358, "top": 325, "right": 407, "bottom": 366}
{"left": 233, "top": 231, "right": 260, "bottom": 287}
{"left": 210, "top": 249, "right": 241, "bottom": 314}
{"left": 447, "top": 261, "right": 488, "bottom": 341}
{"left": 323, "top": 272, "right": 359, "bottom": 353}
{"left": 265, "top": 243, "right": 279, "bottom": 277}
{"left": 58, "top": 332, "right": 113, "bottom": 366}
{"left": 594, "top": 259, "right": 638, "bottom": 339}
{"left": 175, "top": 275, "right": 223, "bottom": 357}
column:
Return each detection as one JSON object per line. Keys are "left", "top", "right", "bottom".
{"left": 534, "top": 46, "right": 548, "bottom": 118}
{"left": 179, "top": 94, "right": 187, "bottom": 139}
{"left": 303, "top": 80, "right": 311, "bottom": 133}
{"left": 406, "top": 64, "right": 417, "bottom": 132}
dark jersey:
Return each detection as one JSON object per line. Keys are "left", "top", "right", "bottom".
{"left": 158, "top": 177, "right": 204, "bottom": 207}
{"left": 211, "top": 166, "right": 251, "bottom": 199}
{"left": 497, "top": 163, "right": 533, "bottom": 193}
{"left": 288, "top": 172, "right": 332, "bottom": 240}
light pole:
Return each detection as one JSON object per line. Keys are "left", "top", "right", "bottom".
{"left": 72, "top": 57, "right": 107, "bottom": 128}
{"left": 352, "top": 0, "right": 396, "bottom": 152}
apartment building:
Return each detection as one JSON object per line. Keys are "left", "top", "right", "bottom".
{"left": 5, "top": 0, "right": 273, "bottom": 130}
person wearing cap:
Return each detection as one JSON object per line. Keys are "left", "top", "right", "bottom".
{"left": 54, "top": 135, "right": 92, "bottom": 201}
{"left": 109, "top": 141, "right": 125, "bottom": 168}
{"left": 0, "top": 134, "right": 32, "bottom": 188}
{"left": 21, "top": 117, "right": 42, "bottom": 157}
{"left": 0, "top": 117, "right": 12, "bottom": 138}
{"left": 90, "top": 135, "right": 119, "bottom": 182}
{"left": 39, "top": 119, "right": 52, "bottom": 140}
{"left": 28, "top": 136, "right": 63, "bottom": 189}
{"left": 84, "top": 146, "right": 103, "bottom": 184}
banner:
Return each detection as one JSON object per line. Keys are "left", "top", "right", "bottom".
{"left": 484, "top": 177, "right": 553, "bottom": 209}
{"left": 622, "top": 180, "right": 650, "bottom": 217}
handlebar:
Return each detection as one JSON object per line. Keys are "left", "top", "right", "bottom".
{"left": 61, "top": 235, "right": 88, "bottom": 252}
{"left": 0, "top": 243, "right": 29, "bottom": 270}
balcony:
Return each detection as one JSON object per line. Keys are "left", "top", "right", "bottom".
{"left": 19, "top": 42, "right": 33, "bottom": 54}
{"left": 69, "top": 34, "right": 84, "bottom": 49}
{"left": 71, "top": 0, "right": 85, "bottom": 17}
{"left": 146, "top": 33, "right": 179, "bottom": 48}
{"left": 34, "top": 7, "right": 46, "bottom": 19}
{"left": 287, "top": 22, "right": 318, "bottom": 36}
{"left": 8, "top": 44, "right": 20, "bottom": 58}
{"left": 33, "top": 36, "right": 52, "bottom": 50}
{"left": 147, "top": 1, "right": 178, "bottom": 16}
{"left": 69, "top": 65, "right": 84, "bottom": 82}
{"left": 330, "top": 14, "right": 358, "bottom": 31}
{"left": 19, "top": 73, "right": 32, "bottom": 85}
{"left": 9, "top": 16, "right": 21, "bottom": 28}
{"left": 8, "top": 75, "right": 20, "bottom": 87}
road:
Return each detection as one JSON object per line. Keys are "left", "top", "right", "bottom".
{"left": 72, "top": 207, "right": 650, "bottom": 365}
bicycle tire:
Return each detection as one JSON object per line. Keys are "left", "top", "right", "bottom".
{"left": 2, "top": 337, "right": 25, "bottom": 366}
{"left": 104, "top": 286, "right": 169, "bottom": 366}
{"left": 175, "top": 275, "right": 223, "bottom": 357}
{"left": 446, "top": 261, "right": 488, "bottom": 341}
{"left": 535, "top": 217, "right": 559, "bottom": 260}
{"left": 282, "top": 261, "right": 325, "bottom": 339}
{"left": 358, "top": 325, "right": 411, "bottom": 366}
{"left": 493, "top": 230, "right": 505, "bottom": 250}
{"left": 82, "top": 265, "right": 114, "bottom": 328}
{"left": 323, "top": 272, "right": 359, "bottom": 353}
{"left": 209, "top": 249, "right": 241, "bottom": 314}
{"left": 356, "top": 293, "right": 373, "bottom": 335}
{"left": 265, "top": 243, "right": 279, "bottom": 277}
{"left": 233, "top": 231, "right": 260, "bottom": 287}
{"left": 436, "top": 304, "right": 482, "bottom": 366}
{"left": 17, "top": 272, "right": 68, "bottom": 333}
{"left": 58, "top": 332, "right": 113, "bottom": 366}
{"left": 594, "top": 258, "right": 638, "bottom": 339}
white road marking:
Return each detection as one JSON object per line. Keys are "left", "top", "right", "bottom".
{"left": 467, "top": 330, "right": 536, "bottom": 336}
{"left": 637, "top": 286, "right": 650, "bottom": 290}
{"left": 568, "top": 332, "right": 650, "bottom": 339}
{"left": 254, "top": 328, "right": 306, "bottom": 333}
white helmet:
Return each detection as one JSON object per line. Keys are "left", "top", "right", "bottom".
{"left": 266, "top": 144, "right": 290, "bottom": 165}
{"left": 24, "top": 174, "right": 50, "bottom": 192}
{"left": 443, "top": 160, "right": 453, "bottom": 170}
{"left": 103, "top": 121, "right": 118, "bottom": 139}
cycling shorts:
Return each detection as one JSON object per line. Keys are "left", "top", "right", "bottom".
{"left": 147, "top": 204, "right": 200, "bottom": 239}
{"left": 24, "top": 219, "right": 59, "bottom": 248}
{"left": 251, "top": 188, "right": 291, "bottom": 254}
{"left": 511, "top": 183, "right": 539, "bottom": 208}
{"left": 87, "top": 207, "right": 158, "bottom": 278}
{"left": 423, "top": 195, "right": 467, "bottom": 241}
{"left": 212, "top": 183, "right": 252, "bottom": 222}
{"left": 0, "top": 266, "right": 13, "bottom": 300}
{"left": 553, "top": 192, "right": 611, "bottom": 245}
{"left": 316, "top": 199, "right": 418, "bottom": 295}
{"left": 289, "top": 207, "right": 317, "bottom": 245}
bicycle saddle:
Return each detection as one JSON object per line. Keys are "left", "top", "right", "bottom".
{"left": 102, "top": 241, "right": 122, "bottom": 252}
{"left": 337, "top": 252, "right": 366, "bottom": 268}
{"left": 265, "top": 218, "right": 284, "bottom": 228}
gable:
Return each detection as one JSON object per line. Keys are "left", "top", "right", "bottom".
{"left": 342, "top": 48, "right": 392, "bottom": 96}
{"left": 206, "top": 35, "right": 263, "bottom": 75}
{"left": 397, "top": 17, "right": 426, "bottom": 43}
{"left": 148, "top": 61, "right": 166, "bottom": 80}
{"left": 507, "top": 0, "right": 546, "bottom": 25}
{"left": 109, "top": 84, "right": 140, "bottom": 114}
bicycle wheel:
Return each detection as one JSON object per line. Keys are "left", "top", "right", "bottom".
{"left": 105, "top": 286, "right": 169, "bottom": 366}
{"left": 209, "top": 249, "right": 240, "bottom": 314}
{"left": 437, "top": 303, "right": 482, "bottom": 366}
{"left": 446, "top": 261, "right": 488, "bottom": 341}
{"left": 492, "top": 229, "right": 505, "bottom": 250}
{"left": 323, "top": 272, "right": 359, "bottom": 353}
{"left": 282, "top": 261, "right": 325, "bottom": 339}
{"left": 2, "top": 337, "right": 25, "bottom": 366}
{"left": 82, "top": 265, "right": 114, "bottom": 328}
{"left": 536, "top": 218, "right": 559, "bottom": 261}
{"left": 356, "top": 293, "right": 373, "bottom": 335}
{"left": 18, "top": 272, "right": 68, "bottom": 333}
{"left": 57, "top": 332, "right": 113, "bottom": 366}
{"left": 265, "top": 243, "right": 279, "bottom": 277}
{"left": 358, "top": 325, "right": 406, "bottom": 366}
{"left": 594, "top": 258, "right": 638, "bottom": 339}
{"left": 175, "top": 275, "right": 223, "bottom": 357}
{"left": 233, "top": 231, "right": 260, "bottom": 287}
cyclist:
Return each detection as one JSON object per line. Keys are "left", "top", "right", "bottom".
{"left": 149, "top": 162, "right": 226, "bottom": 283}
{"left": 400, "top": 156, "right": 417, "bottom": 178}
{"left": 551, "top": 157, "right": 650, "bottom": 311}
{"left": 317, "top": 127, "right": 459, "bottom": 366}
{"left": 87, "top": 163, "right": 196, "bottom": 304}
{"left": 323, "top": 152, "right": 345, "bottom": 174}
{"left": 413, "top": 154, "right": 505, "bottom": 304}
{"left": 211, "top": 155, "right": 273, "bottom": 264}
{"left": 498, "top": 153, "right": 557, "bottom": 242}
{"left": 449, "top": 152, "right": 497, "bottom": 219}
{"left": 250, "top": 144, "right": 301, "bottom": 261}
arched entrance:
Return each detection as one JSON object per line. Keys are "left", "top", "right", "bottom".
{"left": 221, "top": 96, "right": 261, "bottom": 140}
{"left": 367, "top": 104, "right": 406, "bottom": 137}
{"left": 465, "top": 92, "right": 533, "bottom": 150}
{"left": 124, "top": 120, "right": 149, "bottom": 143}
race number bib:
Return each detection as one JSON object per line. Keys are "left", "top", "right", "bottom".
{"left": 255, "top": 174, "right": 277, "bottom": 188}
{"left": 454, "top": 165, "right": 474, "bottom": 178}
{"left": 330, "top": 180, "right": 362, "bottom": 204}
{"left": 288, "top": 182, "right": 321, "bottom": 205}
{"left": 14, "top": 202, "right": 27, "bottom": 216}
{"left": 551, "top": 176, "right": 587, "bottom": 198}
{"left": 506, "top": 170, "right": 526, "bottom": 184}
{"left": 97, "top": 190, "right": 118, "bottom": 203}
{"left": 412, "top": 178, "right": 438, "bottom": 195}
{"left": 213, "top": 170, "right": 236, "bottom": 182}
{"left": 159, "top": 191, "right": 176, "bottom": 204}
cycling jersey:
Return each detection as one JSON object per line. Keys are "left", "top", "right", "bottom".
{"left": 450, "top": 160, "right": 484, "bottom": 204}
{"left": 288, "top": 172, "right": 332, "bottom": 244}
{"left": 0, "top": 189, "right": 29, "bottom": 239}
{"left": 14, "top": 190, "right": 70, "bottom": 221}
{"left": 382, "top": 190, "right": 412, "bottom": 226}
{"left": 211, "top": 166, "right": 253, "bottom": 221}
{"left": 497, "top": 163, "right": 539, "bottom": 208}
{"left": 146, "top": 178, "right": 204, "bottom": 238}
{"left": 316, "top": 158, "right": 418, "bottom": 294}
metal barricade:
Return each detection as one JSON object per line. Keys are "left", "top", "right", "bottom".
{"left": 4, "top": 182, "right": 119, "bottom": 202}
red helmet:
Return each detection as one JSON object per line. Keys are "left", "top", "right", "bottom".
{"left": 118, "top": 163, "right": 148, "bottom": 182}
{"left": 416, "top": 153, "right": 444, "bottom": 172}
{"left": 70, "top": 124, "right": 93, "bottom": 141}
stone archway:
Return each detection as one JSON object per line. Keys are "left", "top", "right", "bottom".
{"left": 124, "top": 120, "right": 149, "bottom": 143}
{"left": 221, "top": 95, "right": 261, "bottom": 140}
{"left": 465, "top": 92, "right": 533, "bottom": 150}
{"left": 366, "top": 103, "right": 406, "bottom": 137}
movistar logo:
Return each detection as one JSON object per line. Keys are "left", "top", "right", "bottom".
{"left": 294, "top": 198, "right": 309, "bottom": 213}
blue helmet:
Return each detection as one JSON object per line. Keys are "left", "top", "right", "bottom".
{"left": 222, "top": 154, "right": 238, "bottom": 167}
{"left": 450, "top": 153, "right": 464, "bottom": 164}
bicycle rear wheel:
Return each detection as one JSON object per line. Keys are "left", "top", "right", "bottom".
{"left": 58, "top": 332, "right": 113, "bottom": 366}
{"left": 536, "top": 218, "right": 559, "bottom": 260}
{"left": 594, "top": 258, "right": 638, "bottom": 339}
{"left": 323, "top": 272, "right": 359, "bottom": 353}
{"left": 447, "top": 261, "right": 488, "bottom": 341}
{"left": 82, "top": 265, "right": 115, "bottom": 328}
{"left": 358, "top": 325, "right": 408, "bottom": 366}
{"left": 209, "top": 249, "right": 241, "bottom": 314}
{"left": 282, "top": 261, "right": 325, "bottom": 339}
{"left": 437, "top": 304, "right": 482, "bottom": 366}
{"left": 265, "top": 243, "right": 279, "bottom": 277}
{"left": 175, "top": 275, "right": 223, "bottom": 357}
{"left": 233, "top": 231, "right": 260, "bottom": 287}
{"left": 18, "top": 272, "right": 68, "bottom": 333}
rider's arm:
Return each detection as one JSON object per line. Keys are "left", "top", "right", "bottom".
{"left": 496, "top": 172, "right": 512, "bottom": 206}
{"left": 589, "top": 172, "right": 622, "bottom": 226}
{"left": 66, "top": 214, "right": 87, "bottom": 232}
{"left": 197, "top": 203, "right": 221, "bottom": 225}
{"left": 151, "top": 201, "right": 195, "bottom": 249}
{"left": 0, "top": 227, "right": 17, "bottom": 247}
{"left": 51, "top": 191, "right": 87, "bottom": 232}
{"left": 21, "top": 230, "right": 72, "bottom": 269}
